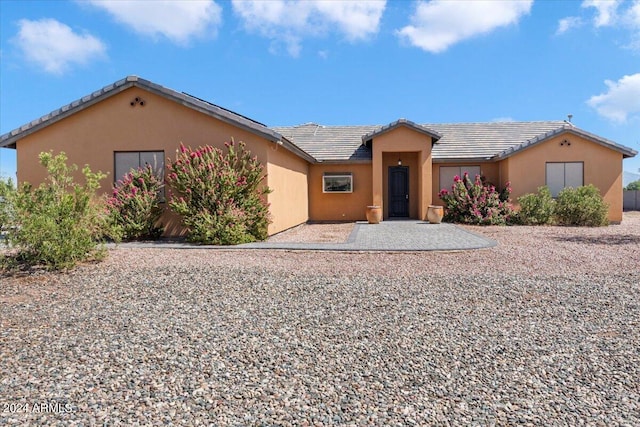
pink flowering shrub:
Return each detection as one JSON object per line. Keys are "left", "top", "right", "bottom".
{"left": 106, "top": 165, "right": 164, "bottom": 240}
{"left": 438, "top": 173, "right": 514, "bottom": 225}
{"left": 166, "top": 140, "right": 271, "bottom": 244}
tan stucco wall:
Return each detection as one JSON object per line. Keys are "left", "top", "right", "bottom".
{"left": 266, "top": 144, "right": 309, "bottom": 234}
{"left": 371, "top": 126, "right": 433, "bottom": 220}
{"left": 431, "top": 162, "right": 499, "bottom": 207}
{"left": 504, "top": 133, "right": 624, "bottom": 222}
{"left": 498, "top": 160, "right": 510, "bottom": 190}
{"left": 15, "top": 86, "right": 308, "bottom": 235}
{"left": 308, "top": 163, "right": 372, "bottom": 221}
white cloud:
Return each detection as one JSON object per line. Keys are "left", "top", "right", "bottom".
{"left": 397, "top": 0, "right": 533, "bottom": 53}
{"left": 231, "top": 0, "right": 386, "bottom": 56}
{"left": 557, "top": 1, "right": 640, "bottom": 51}
{"left": 582, "top": 0, "right": 622, "bottom": 27}
{"left": 491, "top": 117, "right": 515, "bottom": 122}
{"left": 313, "top": 1, "right": 386, "bottom": 41}
{"left": 576, "top": 0, "right": 640, "bottom": 50}
{"left": 630, "top": 0, "right": 640, "bottom": 26}
{"left": 556, "top": 16, "right": 584, "bottom": 35}
{"left": 587, "top": 73, "right": 640, "bottom": 123}
{"left": 87, "top": 0, "right": 222, "bottom": 44}
{"left": 624, "top": 0, "right": 640, "bottom": 49}
{"left": 15, "top": 18, "right": 106, "bottom": 74}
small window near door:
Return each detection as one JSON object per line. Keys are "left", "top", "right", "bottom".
{"left": 439, "top": 165, "right": 481, "bottom": 190}
{"left": 323, "top": 173, "right": 353, "bottom": 193}
{"left": 546, "top": 162, "right": 583, "bottom": 197}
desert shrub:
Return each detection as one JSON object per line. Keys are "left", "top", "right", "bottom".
{"left": 0, "top": 177, "right": 16, "bottom": 232}
{"left": 517, "top": 186, "right": 556, "bottom": 225}
{"left": 438, "top": 173, "right": 514, "bottom": 225}
{"left": 106, "top": 165, "right": 164, "bottom": 241}
{"left": 555, "top": 184, "right": 608, "bottom": 226}
{"left": 166, "top": 140, "right": 271, "bottom": 244}
{"left": 3, "top": 152, "right": 107, "bottom": 270}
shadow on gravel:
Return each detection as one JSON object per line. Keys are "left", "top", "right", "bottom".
{"left": 553, "top": 234, "right": 640, "bottom": 245}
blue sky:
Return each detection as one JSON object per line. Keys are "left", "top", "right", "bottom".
{"left": 1, "top": 0, "right": 639, "bottom": 180}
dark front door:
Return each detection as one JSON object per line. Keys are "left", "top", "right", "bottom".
{"left": 388, "top": 166, "right": 409, "bottom": 217}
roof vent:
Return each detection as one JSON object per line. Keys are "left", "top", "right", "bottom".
{"left": 565, "top": 114, "right": 575, "bottom": 126}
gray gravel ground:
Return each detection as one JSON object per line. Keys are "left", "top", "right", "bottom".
{"left": 1, "top": 214, "right": 639, "bottom": 425}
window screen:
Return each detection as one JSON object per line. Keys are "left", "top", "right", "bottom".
{"left": 114, "top": 152, "right": 140, "bottom": 184}
{"left": 546, "top": 162, "right": 583, "bottom": 197}
{"left": 114, "top": 151, "right": 165, "bottom": 201}
{"left": 114, "top": 151, "right": 164, "bottom": 184}
{"left": 439, "top": 166, "right": 481, "bottom": 190}
{"left": 140, "top": 151, "right": 164, "bottom": 181}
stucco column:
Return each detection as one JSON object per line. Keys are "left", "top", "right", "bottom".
{"left": 372, "top": 144, "right": 383, "bottom": 210}
{"left": 419, "top": 147, "right": 433, "bottom": 220}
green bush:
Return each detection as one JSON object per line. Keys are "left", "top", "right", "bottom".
{"left": 555, "top": 184, "right": 608, "bottom": 226}
{"left": 167, "top": 140, "right": 271, "bottom": 244}
{"left": 106, "top": 165, "right": 164, "bottom": 241}
{"left": 0, "top": 177, "right": 16, "bottom": 232}
{"left": 438, "top": 173, "right": 514, "bottom": 225}
{"left": 517, "top": 186, "right": 556, "bottom": 225}
{"left": 626, "top": 180, "right": 640, "bottom": 191}
{"left": 3, "top": 152, "right": 107, "bottom": 270}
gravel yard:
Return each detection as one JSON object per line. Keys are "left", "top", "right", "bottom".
{"left": 1, "top": 214, "right": 639, "bottom": 425}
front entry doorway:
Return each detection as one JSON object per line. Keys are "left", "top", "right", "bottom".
{"left": 388, "top": 166, "right": 409, "bottom": 217}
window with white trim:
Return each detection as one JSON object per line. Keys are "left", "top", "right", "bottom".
{"left": 323, "top": 173, "right": 353, "bottom": 193}
{"left": 439, "top": 165, "right": 481, "bottom": 190}
{"left": 546, "top": 162, "right": 583, "bottom": 197}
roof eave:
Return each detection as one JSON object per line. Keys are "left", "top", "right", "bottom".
{"left": 129, "top": 77, "right": 287, "bottom": 144}
{"left": 433, "top": 157, "right": 498, "bottom": 163}
{"left": 361, "top": 118, "right": 442, "bottom": 143}
{"left": 0, "top": 76, "right": 314, "bottom": 162}
{"left": 278, "top": 137, "right": 317, "bottom": 163}
{"left": 494, "top": 126, "right": 638, "bottom": 160}
{"left": 0, "top": 77, "right": 137, "bottom": 148}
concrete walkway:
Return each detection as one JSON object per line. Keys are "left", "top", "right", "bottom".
{"left": 113, "top": 221, "right": 496, "bottom": 251}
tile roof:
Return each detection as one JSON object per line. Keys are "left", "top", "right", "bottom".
{"left": 272, "top": 123, "right": 377, "bottom": 162}
{"left": 274, "top": 121, "right": 637, "bottom": 162}
{"left": 1, "top": 76, "right": 635, "bottom": 164}
{"left": 0, "top": 76, "right": 316, "bottom": 163}
{"left": 430, "top": 121, "right": 569, "bottom": 160}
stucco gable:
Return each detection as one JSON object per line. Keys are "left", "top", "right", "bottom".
{"left": 494, "top": 125, "right": 638, "bottom": 160}
{"left": 0, "top": 76, "right": 315, "bottom": 163}
{"left": 362, "top": 119, "right": 442, "bottom": 144}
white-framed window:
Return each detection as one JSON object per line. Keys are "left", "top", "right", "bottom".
{"left": 546, "top": 162, "right": 583, "bottom": 197}
{"left": 323, "top": 173, "right": 353, "bottom": 193}
{"left": 439, "top": 165, "right": 481, "bottom": 190}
